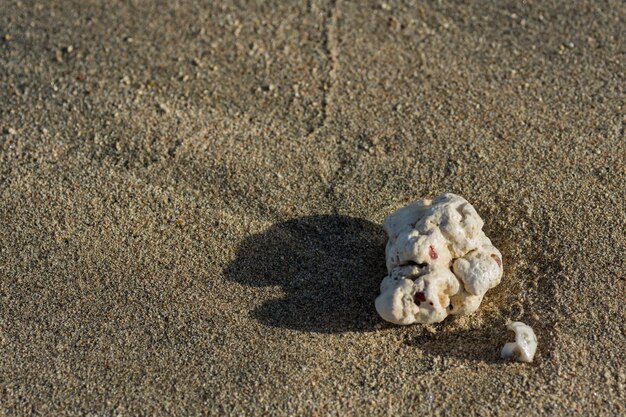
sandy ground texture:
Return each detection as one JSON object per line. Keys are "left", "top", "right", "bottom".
{"left": 1, "top": 0, "right": 625, "bottom": 415}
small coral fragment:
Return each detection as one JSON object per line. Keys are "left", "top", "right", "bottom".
{"left": 501, "top": 321, "right": 538, "bottom": 363}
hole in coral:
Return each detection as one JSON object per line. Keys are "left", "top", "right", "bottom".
{"left": 400, "top": 260, "right": 427, "bottom": 268}
{"left": 491, "top": 254, "right": 502, "bottom": 268}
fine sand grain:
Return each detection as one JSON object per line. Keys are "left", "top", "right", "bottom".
{"left": 1, "top": 1, "right": 624, "bottom": 415}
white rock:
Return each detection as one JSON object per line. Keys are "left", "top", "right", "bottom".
{"left": 501, "top": 321, "right": 537, "bottom": 363}
{"left": 375, "top": 193, "right": 503, "bottom": 325}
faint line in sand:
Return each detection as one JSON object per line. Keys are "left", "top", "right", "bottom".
{"left": 308, "top": 0, "right": 341, "bottom": 138}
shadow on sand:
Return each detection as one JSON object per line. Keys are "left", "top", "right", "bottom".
{"left": 402, "top": 322, "right": 510, "bottom": 363}
{"left": 225, "top": 215, "right": 387, "bottom": 333}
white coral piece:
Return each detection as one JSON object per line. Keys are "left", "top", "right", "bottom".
{"left": 375, "top": 193, "right": 503, "bottom": 325}
{"left": 501, "top": 321, "right": 538, "bottom": 363}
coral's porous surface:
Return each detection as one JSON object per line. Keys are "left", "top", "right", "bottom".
{"left": 375, "top": 193, "right": 503, "bottom": 325}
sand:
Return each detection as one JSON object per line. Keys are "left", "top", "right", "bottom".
{"left": 0, "top": 0, "right": 624, "bottom": 415}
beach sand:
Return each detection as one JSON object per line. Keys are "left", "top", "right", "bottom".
{"left": 0, "top": 0, "right": 624, "bottom": 415}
